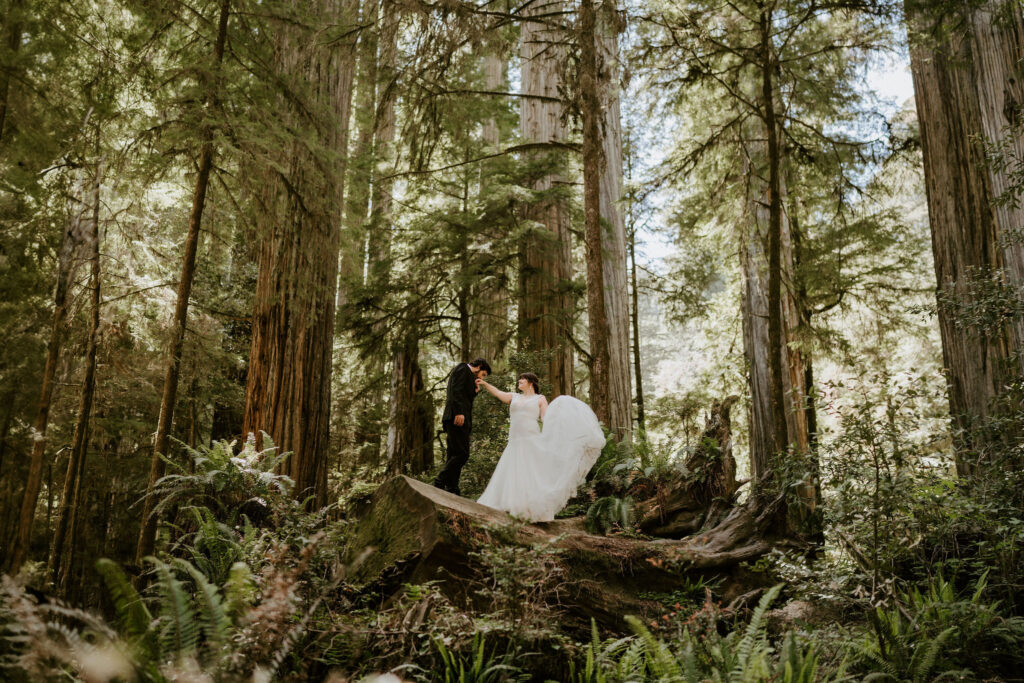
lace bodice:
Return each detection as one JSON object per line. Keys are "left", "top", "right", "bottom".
{"left": 508, "top": 393, "right": 541, "bottom": 439}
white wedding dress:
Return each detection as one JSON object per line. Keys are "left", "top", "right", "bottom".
{"left": 477, "top": 393, "right": 606, "bottom": 522}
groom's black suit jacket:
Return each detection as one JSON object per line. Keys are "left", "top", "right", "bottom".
{"left": 441, "top": 363, "right": 477, "bottom": 430}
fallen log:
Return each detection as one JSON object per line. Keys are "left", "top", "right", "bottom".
{"left": 344, "top": 474, "right": 781, "bottom": 634}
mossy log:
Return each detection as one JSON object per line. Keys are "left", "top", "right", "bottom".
{"left": 635, "top": 396, "right": 742, "bottom": 538}
{"left": 344, "top": 474, "right": 778, "bottom": 634}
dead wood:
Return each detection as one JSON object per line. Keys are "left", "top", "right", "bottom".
{"left": 635, "top": 396, "right": 740, "bottom": 538}
{"left": 344, "top": 474, "right": 780, "bottom": 634}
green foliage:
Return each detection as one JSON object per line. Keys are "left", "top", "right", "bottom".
{"left": 470, "top": 523, "right": 565, "bottom": 639}
{"left": 584, "top": 496, "right": 635, "bottom": 535}
{"left": 567, "top": 585, "right": 842, "bottom": 682}
{"left": 424, "top": 633, "right": 529, "bottom": 683}
{"left": 857, "top": 573, "right": 1024, "bottom": 680}
{"left": 149, "top": 434, "right": 294, "bottom": 527}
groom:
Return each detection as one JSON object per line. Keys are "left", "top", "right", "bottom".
{"left": 432, "top": 357, "right": 491, "bottom": 496}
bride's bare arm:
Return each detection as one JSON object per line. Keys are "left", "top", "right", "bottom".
{"left": 538, "top": 395, "right": 549, "bottom": 419}
{"left": 477, "top": 379, "right": 514, "bottom": 404}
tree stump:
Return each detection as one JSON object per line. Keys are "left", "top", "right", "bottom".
{"left": 635, "top": 396, "right": 741, "bottom": 538}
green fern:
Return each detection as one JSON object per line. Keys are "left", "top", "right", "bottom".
{"left": 175, "top": 558, "right": 230, "bottom": 651}
{"left": 149, "top": 558, "right": 198, "bottom": 660}
{"left": 94, "top": 558, "right": 157, "bottom": 660}
{"left": 585, "top": 496, "right": 635, "bottom": 535}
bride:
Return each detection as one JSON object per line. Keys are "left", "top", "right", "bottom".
{"left": 475, "top": 372, "right": 606, "bottom": 522}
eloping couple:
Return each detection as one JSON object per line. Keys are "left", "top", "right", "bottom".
{"left": 431, "top": 358, "right": 606, "bottom": 522}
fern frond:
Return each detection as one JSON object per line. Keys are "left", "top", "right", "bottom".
{"left": 148, "top": 557, "right": 198, "bottom": 660}
{"left": 174, "top": 558, "right": 230, "bottom": 650}
{"left": 94, "top": 559, "right": 154, "bottom": 643}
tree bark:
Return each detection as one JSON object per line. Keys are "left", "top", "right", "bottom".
{"left": 0, "top": 0, "right": 24, "bottom": 146}
{"left": 580, "top": 0, "right": 611, "bottom": 425}
{"left": 338, "top": 0, "right": 379, "bottom": 309}
{"left": 519, "top": 0, "right": 574, "bottom": 397}
{"left": 243, "top": 0, "right": 357, "bottom": 508}
{"left": 136, "top": 0, "right": 231, "bottom": 564}
{"left": 49, "top": 150, "right": 103, "bottom": 590}
{"left": 367, "top": 0, "right": 398, "bottom": 279}
{"left": 7, "top": 174, "right": 89, "bottom": 574}
{"left": 596, "top": 2, "right": 632, "bottom": 439}
{"left": 761, "top": 8, "right": 788, "bottom": 464}
{"left": 629, "top": 215, "right": 645, "bottom": 436}
{"left": 738, "top": 150, "right": 810, "bottom": 484}
{"left": 385, "top": 334, "right": 433, "bottom": 475}
{"left": 905, "top": 0, "right": 1024, "bottom": 477}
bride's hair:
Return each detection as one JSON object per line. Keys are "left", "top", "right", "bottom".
{"left": 518, "top": 372, "right": 541, "bottom": 394}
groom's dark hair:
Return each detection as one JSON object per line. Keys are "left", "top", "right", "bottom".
{"left": 468, "top": 358, "right": 492, "bottom": 374}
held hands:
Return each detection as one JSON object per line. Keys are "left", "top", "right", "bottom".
{"left": 454, "top": 414, "right": 465, "bottom": 426}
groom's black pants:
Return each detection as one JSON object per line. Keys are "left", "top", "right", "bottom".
{"left": 433, "top": 420, "right": 470, "bottom": 496}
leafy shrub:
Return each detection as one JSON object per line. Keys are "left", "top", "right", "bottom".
{"left": 567, "top": 585, "right": 838, "bottom": 682}
{"left": 857, "top": 572, "right": 1024, "bottom": 680}
{"left": 584, "top": 496, "right": 634, "bottom": 535}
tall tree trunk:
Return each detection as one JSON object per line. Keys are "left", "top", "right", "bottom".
{"left": 338, "top": 0, "right": 379, "bottom": 309}
{"left": 595, "top": 1, "right": 632, "bottom": 439}
{"left": 368, "top": 0, "right": 398, "bottom": 278}
{"left": 761, "top": 8, "right": 788, "bottom": 464}
{"left": 580, "top": 0, "right": 611, "bottom": 424}
{"left": 243, "top": 0, "right": 356, "bottom": 507}
{"left": 738, "top": 152, "right": 810, "bottom": 484}
{"left": 519, "top": 0, "right": 574, "bottom": 397}
{"left": 49, "top": 150, "right": 103, "bottom": 589}
{"left": 468, "top": 51, "right": 511, "bottom": 363}
{"left": 629, "top": 219, "right": 645, "bottom": 435}
{"left": 906, "top": 0, "right": 1024, "bottom": 477}
{"left": 136, "top": 0, "right": 231, "bottom": 564}
{"left": 7, "top": 175, "right": 89, "bottom": 574}
{"left": 0, "top": 0, "right": 23, "bottom": 146}
{"left": 385, "top": 333, "right": 433, "bottom": 475}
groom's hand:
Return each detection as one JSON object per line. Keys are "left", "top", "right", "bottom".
{"left": 454, "top": 415, "right": 465, "bottom": 426}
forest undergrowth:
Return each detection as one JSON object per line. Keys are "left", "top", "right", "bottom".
{"left": 3, "top": 377, "right": 1024, "bottom": 682}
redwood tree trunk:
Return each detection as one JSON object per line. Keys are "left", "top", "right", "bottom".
{"left": 385, "top": 334, "right": 433, "bottom": 475}
{"left": 761, "top": 8, "right": 787, "bottom": 463}
{"left": 136, "top": 0, "right": 231, "bottom": 564}
{"left": 596, "top": 2, "right": 632, "bottom": 439}
{"left": 580, "top": 0, "right": 611, "bottom": 425}
{"left": 0, "top": 0, "right": 24, "bottom": 146}
{"left": 519, "top": 0, "right": 574, "bottom": 397}
{"left": 906, "top": 0, "right": 1024, "bottom": 477}
{"left": 738, "top": 151, "right": 810, "bottom": 483}
{"left": 243, "top": 0, "right": 356, "bottom": 507}
{"left": 49, "top": 152, "right": 103, "bottom": 589}
{"left": 7, "top": 175, "right": 89, "bottom": 574}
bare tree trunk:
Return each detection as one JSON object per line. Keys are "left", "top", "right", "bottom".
{"left": 0, "top": 0, "right": 23, "bottom": 146}
{"left": 243, "top": 0, "right": 356, "bottom": 508}
{"left": 738, "top": 151, "right": 809, "bottom": 484}
{"left": 136, "top": 0, "right": 231, "bottom": 564}
{"left": 385, "top": 333, "right": 433, "bottom": 475}
{"left": 519, "top": 0, "right": 574, "bottom": 397}
{"left": 629, "top": 219, "right": 645, "bottom": 435}
{"left": 905, "top": 0, "right": 1024, "bottom": 476}
{"left": 7, "top": 175, "right": 89, "bottom": 574}
{"left": 761, "top": 8, "right": 787, "bottom": 463}
{"left": 580, "top": 0, "right": 611, "bottom": 425}
{"left": 596, "top": 2, "right": 632, "bottom": 439}
{"left": 49, "top": 150, "right": 103, "bottom": 589}
{"left": 367, "top": 0, "right": 398, "bottom": 278}
{"left": 338, "top": 0, "right": 379, "bottom": 309}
